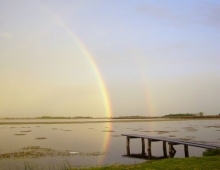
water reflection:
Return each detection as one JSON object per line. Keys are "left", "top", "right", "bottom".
{"left": 0, "top": 119, "right": 219, "bottom": 169}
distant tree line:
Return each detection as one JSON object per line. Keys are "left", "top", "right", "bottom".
{"left": 36, "top": 116, "right": 93, "bottom": 119}
{"left": 112, "top": 115, "right": 151, "bottom": 119}
{"left": 164, "top": 112, "right": 204, "bottom": 117}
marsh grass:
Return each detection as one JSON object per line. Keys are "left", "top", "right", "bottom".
{"left": 102, "top": 130, "right": 114, "bottom": 132}
{"left": 203, "top": 148, "right": 220, "bottom": 156}
{"left": 13, "top": 161, "right": 72, "bottom": 170}
{"left": 35, "top": 137, "right": 47, "bottom": 140}
{"left": 20, "top": 130, "right": 32, "bottom": 132}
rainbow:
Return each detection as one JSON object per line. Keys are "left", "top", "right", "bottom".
{"left": 36, "top": 1, "right": 112, "bottom": 164}
{"left": 130, "top": 56, "right": 154, "bottom": 116}
{"left": 37, "top": 1, "right": 112, "bottom": 118}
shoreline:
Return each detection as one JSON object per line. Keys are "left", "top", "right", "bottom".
{"left": 1, "top": 117, "right": 220, "bottom": 125}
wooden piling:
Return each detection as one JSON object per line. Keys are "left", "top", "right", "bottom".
{"left": 172, "top": 145, "right": 176, "bottom": 157}
{"left": 184, "top": 144, "right": 189, "bottom": 157}
{"left": 126, "top": 136, "right": 130, "bottom": 155}
{"left": 163, "top": 141, "right": 167, "bottom": 158}
{"left": 169, "top": 143, "right": 176, "bottom": 158}
{"left": 169, "top": 143, "right": 172, "bottom": 158}
{"left": 141, "top": 138, "right": 145, "bottom": 156}
{"left": 147, "top": 139, "right": 152, "bottom": 159}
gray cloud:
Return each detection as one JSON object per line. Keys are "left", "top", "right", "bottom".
{"left": 136, "top": 4, "right": 173, "bottom": 19}
{"left": 196, "top": 3, "right": 220, "bottom": 28}
{"left": 135, "top": 2, "right": 220, "bottom": 28}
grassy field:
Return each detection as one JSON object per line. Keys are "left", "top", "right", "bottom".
{"left": 72, "top": 156, "right": 220, "bottom": 170}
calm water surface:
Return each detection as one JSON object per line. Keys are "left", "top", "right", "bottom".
{"left": 0, "top": 119, "right": 219, "bottom": 169}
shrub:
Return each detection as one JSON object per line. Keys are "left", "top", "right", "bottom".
{"left": 203, "top": 148, "right": 220, "bottom": 156}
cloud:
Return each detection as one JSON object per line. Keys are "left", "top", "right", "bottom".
{"left": 136, "top": 4, "right": 172, "bottom": 19}
{"left": 196, "top": 3, "right": 220, "bottom": 28}
{"left": 135, "top": 2, "right": 220, "bottom": 28}
{"left": 0, "top": 32, "right": 13, "bottom": 38}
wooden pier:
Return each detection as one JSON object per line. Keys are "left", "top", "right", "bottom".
{"left": 121, "top": 134, "right": 220, "bottom": 159}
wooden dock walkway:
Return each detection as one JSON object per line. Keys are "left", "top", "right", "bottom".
{"left": 121, "top": 134, "right": 220, "bottom": 159}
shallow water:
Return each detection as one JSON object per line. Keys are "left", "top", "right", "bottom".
{"left": 0, "top": 119, "right": 219, "bottom": 169}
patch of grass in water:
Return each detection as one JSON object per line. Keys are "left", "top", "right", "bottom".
{"left": 112, "top": 135, "right": 121, "bottom": 137}
{"left": 131, "top": 128, "right": 143, "bottom": 131}
{"left": 35, "top": 137, "right": 47, "bottom": 140}
{"left": 186, "top": 136, "right": 195, "bottom": 138}
{"left": 102, "top": 130, "right": 114, "bottom": 132}
{"left": 0, "top": 146, "right": 108, "bottom": 159}
{"left": 22, "top": 146, "right": 41, "bottom": 150}
{"left": 182, "top": 127, "right": 198, "bottom": 132}
{"left": 179, "top": 138, "right": 194, "bottom": 141}
{"left": 205, "top": 125, "right": 220, "bottom": 128}
{"left": 20, "top": 130, "right": 32, "bottom": 132}
{"left": 14, "top": 161, "right": 72, "bottom": 170}
{"left": 155, "top": 131, "right": 170, "bottom": 134}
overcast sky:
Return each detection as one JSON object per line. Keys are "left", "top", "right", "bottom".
{"left": 0, "top": 0, "right": 219, "bottom": 118}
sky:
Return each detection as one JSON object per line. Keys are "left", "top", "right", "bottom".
{"left": 0, "top": 0, "right": 219, "bottom": 118}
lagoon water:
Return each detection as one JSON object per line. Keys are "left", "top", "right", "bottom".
{"left": 0, "top": 119, "right": 219, "bottom": 169}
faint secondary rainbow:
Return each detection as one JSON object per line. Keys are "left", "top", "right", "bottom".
{"left": 37, "top": 1, "right": 112, "bottom": 118}
{"left": 130, "top": 55, "right": 155, "bottom": 116}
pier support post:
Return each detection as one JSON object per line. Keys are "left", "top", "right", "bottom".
{"left": 184, "top": 144, "right": 189, "bottom": 157}
{"left": 126, "top": 137, "right": 130, "bottom": 155}
{"left": 163, "top": 141, "right": 167, "bottom": 158}
{"left": 169, "top": 143, "right": 176, "bottom": 158}
{"left": 141, "top": 138, "right": 145, "bottom": 156}
{"left": 147, "top": 139, "right": 152, "bottom": 159}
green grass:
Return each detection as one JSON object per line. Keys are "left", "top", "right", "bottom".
{"left": 71, "top": 156, "right": 220, "bottom": 170}
{"left": 203, "top": 148, "right": 220, "bottom": 156}
{"left": 10, "top": 156, "right": 220, "bottom": 170}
